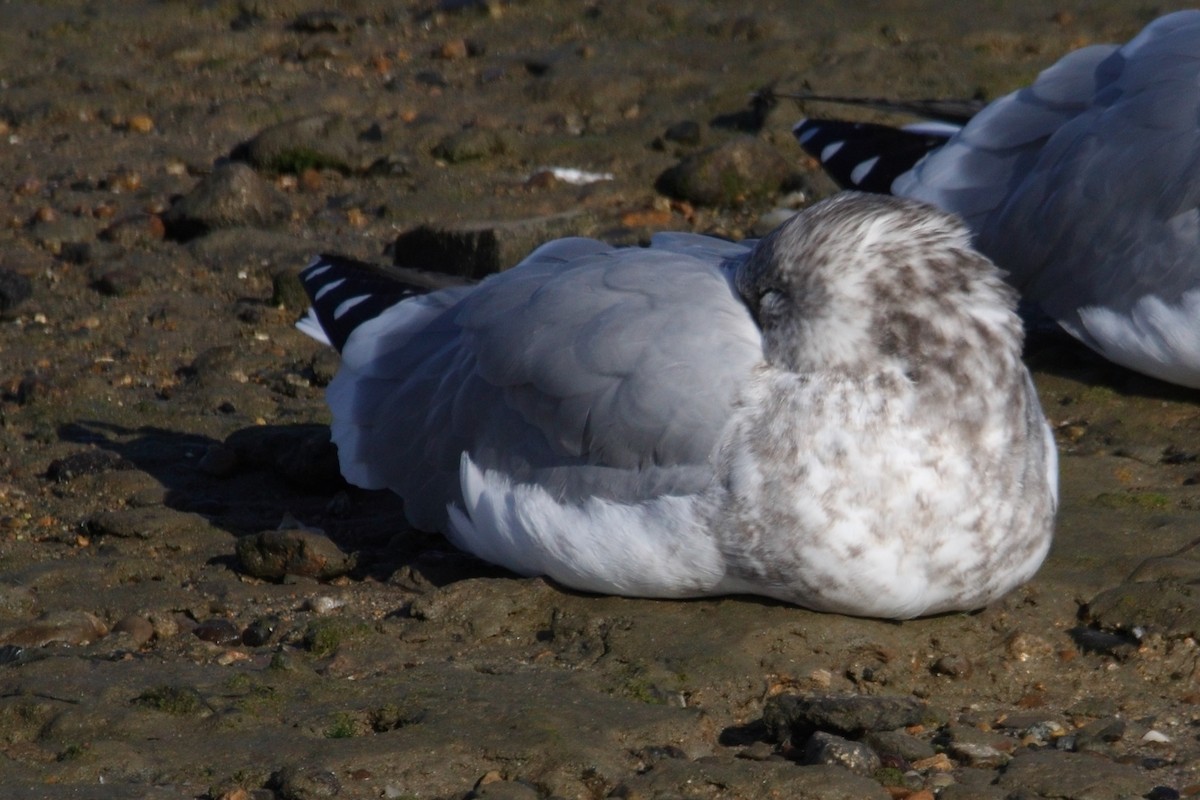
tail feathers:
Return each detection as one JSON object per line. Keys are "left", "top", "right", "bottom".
{"left": 794, "top": 118, "right": 953, "bottom": 194}
{"left": 297, "top": 254, "right": 430, "bottom": 352}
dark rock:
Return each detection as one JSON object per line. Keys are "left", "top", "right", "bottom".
{"left": 764, "top": 693, "right": 927, "bottom": 743}
{"left": 931, "top": 653, "right": 972, "bottom": 678}
{"left": 391, "top": 210, "right": 594, "bottom": 280}
{"left": 656, "top": 136, "right": 794, "bottom": 206}
{"left": 163, "top": 162, "right": 289, "bottom": 241}
{"left": 234, "top": 113, "right": 372, "bottom": 174}
{"left": 242, "top": 615, "right": 283, "bottom": 647}
{"left": 193, "top": 618, "right": 242, "bottom": 646}
{"left": 997, "top": 750, "right": 1153, "bottom": 799}
{"left": 1068, "top": 626, "right": 1139, "bottom": 659}
{"left": 0, "top": 268, "right": 33, "bottom": 314}
{"left": 184, "top": 345, "right": 240, "bottom": 387}
{"left": 236, "top": 527, "right": 355, "bottom": 581}
{"left": 47, "top": 449, "right": 134, "bottom": 482}
{"left": 863, "top": 729, "right": 935, "bottom": 762}
{"left": 802, "top": 731, "right": 881, "bottom": 774}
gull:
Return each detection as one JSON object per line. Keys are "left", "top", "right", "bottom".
{"left": 297, "top": 192, "right": 1057, "bottom": 619}
{"left": 793, "top": 11, "right": 1200, "bottom": 388}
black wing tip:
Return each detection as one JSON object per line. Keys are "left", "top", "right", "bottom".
{"left": 299, "top": 254, "right": 425, "bottom": 352}
{"left": 794, "top": 118, "right": 952, "bottom": 194}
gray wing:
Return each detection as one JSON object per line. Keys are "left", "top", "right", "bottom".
{"left": 897, "top": 11, "right": 1200, "bottom": 318}
{"left": 326, "top": 236, "right": 763, "bottom": 531}
{"left": 894, "top": 42, "right": 1119, "bottom": 228}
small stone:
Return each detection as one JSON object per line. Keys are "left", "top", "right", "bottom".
{"left": 271, "top": 269, "right": 310, "bottom": 312}
{"left": 435, "top": 38, "right": 470, "bottom": 60}
{"left": 656, "top": 136, "right": 795, "bottom": 206}
{"left": 803, "top": 731, "right": 881, "bottom": 775}
{"left": 126, "top": 114, "right": 154, "bottom": 133}
{"left": 998, "top": 750, "right": 1153, "bottom": 799}
{"left": 163, "top": 162, "right": 289, "bottom": 241}
{"left": 236, "top": 527, "right": 355, "bottom": 581}
{"left": 234, "top": 113, "right": 366, "bottom": 175}
{"left": 194, "top": 618, "right": 242, "bottom": 646}
{"left": 931, "top": 653, "right": 972, "bottom": 678}
{"left": 111, "top": 614, "right": 155, "bottom": 647}
{"left": 864, "top": 729, "right": 935, "bottom": 762}
{"left": 242, "top": 615, "right": 282, "bottom": 647}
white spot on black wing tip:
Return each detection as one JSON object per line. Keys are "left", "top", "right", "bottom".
{"left": 298, "top": 253, "right": 436, "bottom": 353}
{"left": 820, "top": 141, "right": 844, "bottom": 161}
{"left": 850, "top": 156, "right": 881, "bottom": 187}
{"left": 333, "top": 295, "right": 370, "bottom": 319}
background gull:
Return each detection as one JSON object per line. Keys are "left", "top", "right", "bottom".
{"left": 298, "top": 192, "right": 1058, "bottom": 619}
{"left": 792, "top": 10, "right": 1200, "bottom": 389}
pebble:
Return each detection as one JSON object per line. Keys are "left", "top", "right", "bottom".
{"left": 930, "top": 653, "right": 972, "bottom": 678}
{"left": 803, "top": 731, "right": 881, "bottom": 775}
{"left": 162, "top": 162, "right": 289, "bottom": 241}
{"left": 864, "top": 729, "right": 935, "bottom": 762}
{"left": 234, "top": 113, "right": 364, "bottom": 175}
{"left": 235, "top": 527, "right": 355, "bottom": 582}
{"left": 242, "top": 615, "right": 282, "bottom": 647}
{"left": 111, "top": 614, "right": 155, "bottom": 648}
{"left": 125, "top": 114, "right": 154, "bottom": 133}
{"left": 764, "top": 692, "right": 927, "bottom": 742}
{"left": 656, "top": 136, "right": 794, "bottom": 206}
{"left": 193, "top": 618, "right": 243, "bottom": 646}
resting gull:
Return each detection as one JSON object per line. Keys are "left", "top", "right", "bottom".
{"left": 297, "top": 192, "right": 1057, "bottom": 619}
{"left": 793, "top": 10, "right": 1200, "bottom": 388}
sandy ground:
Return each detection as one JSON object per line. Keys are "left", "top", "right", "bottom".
{"left": 2, "top": 2, "right": 1200, "bottom": 798}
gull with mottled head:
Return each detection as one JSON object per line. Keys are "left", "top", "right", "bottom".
{"left": 297, "top": 192, "right": 1057, "bottom": 619}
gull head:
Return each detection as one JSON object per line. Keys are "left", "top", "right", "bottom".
{"left": 736, "top": 192, "right": 1021, "bottom": 385}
